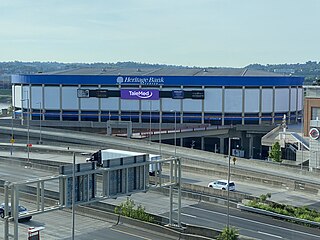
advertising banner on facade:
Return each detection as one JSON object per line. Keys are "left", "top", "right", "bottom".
{"left": 121, "top": 89, "right": 159, "bottom": 100}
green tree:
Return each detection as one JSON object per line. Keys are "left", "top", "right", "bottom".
{"left": 269, "top": 142, "right": 282, "bottom": 162}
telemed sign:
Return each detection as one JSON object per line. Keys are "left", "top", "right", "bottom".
{"left": 121, "top": 89, "right": 160, "bottom": 100}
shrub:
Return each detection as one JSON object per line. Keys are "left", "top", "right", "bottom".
{"left": 115, "top": 198, "right": 154, "bottom": 223}
{"left": 217, "top": 226, "right": 238, "bottom": 240}
{"left": 259, "top": 194, "right": 267, "bottom": 202}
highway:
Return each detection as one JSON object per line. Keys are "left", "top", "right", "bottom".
{"left": 0, "top": 198, "right": 177, "bottom": 240}
{"left": 1, "top": 152, "right": 320, "bottom": 240}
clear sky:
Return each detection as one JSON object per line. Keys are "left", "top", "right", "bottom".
{"left": 1, "top": 0, "right": 319, "bottom": 68}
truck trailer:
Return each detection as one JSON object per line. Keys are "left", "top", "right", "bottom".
{"left": 86, "top": 149, "right": 161, "bottom": 175}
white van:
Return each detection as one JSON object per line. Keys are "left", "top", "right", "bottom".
{"left": 207, "top": 180, "right": 235, "bottom": 191}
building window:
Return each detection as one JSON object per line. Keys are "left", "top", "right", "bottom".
{"left": 312, "top": 107, "right": 320, "bottom": 120}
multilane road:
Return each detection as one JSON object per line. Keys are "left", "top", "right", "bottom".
{"left": 1, "top": 149, "right": 320, "bottom": 239}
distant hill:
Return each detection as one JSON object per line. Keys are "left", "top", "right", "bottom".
{"left": 245, "top": 61, "right": 320, "bottom": 85}
{"left": 0, "top": 61, "right": 319, "bottom": 86}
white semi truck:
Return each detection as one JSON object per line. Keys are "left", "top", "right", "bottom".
{"left": 86, "top": 149, "right": 161, "bottom": 175}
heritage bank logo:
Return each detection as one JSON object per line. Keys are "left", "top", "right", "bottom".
{"left": 116, "top": 76, "right": 164, "bottom": 85}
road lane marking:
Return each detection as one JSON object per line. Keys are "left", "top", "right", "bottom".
{"left": 258, "top": 231, "right": 283, "bottom": 239}
{"left": 181, "top": 213, "right": 198, "bottom": 218}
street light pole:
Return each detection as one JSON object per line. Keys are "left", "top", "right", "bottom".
{"left": 227, "top": 137, "right": 231, "bottom": 231}
{"left": 227, "top": 137, "right": 239, "bottom": 231}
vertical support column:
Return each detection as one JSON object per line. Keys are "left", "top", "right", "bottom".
{"left": 180, "top": 86, "right": 183, "bottom": 124}
{"left": 177, "top": 158, "right": 181, "bottom": 228}
{"left": 4, "top": 181, "right": 9, "bottom": 240}
{"left": 125, "top": 168, "right": 129, "bottom": 194}
{"left": 21, "top": 84, "right": 25, "bottom": 125}
{"left": 288, "top": 86, "right": 292, "bottom": 124}
{"left": 201, "top": 137, "right": 205, "bottom": 150}
{"left": 37, "top": 182, "right": 40, "bottom": 211}
{"left": 169, "top": 159, "right": 173, "bottom": 226}
{"left": 98, "top": 84, "right": 101, "bottom": 122}
{"left": 202, "top": 85, "right": 205, "bottom": 124}
{"left": 272, "top": 86, "right": 276, "bottom": 124}
{"left": 13, "top": 185, "right": 19, "bottom": 240}
{"left": 118, "top": 84, "right": 122, "bottom": 121}
{"left": 259, "top": 86, "right": 262, "bottom": 125}
{"left": 222, "top": 86, "right": 225, "bottom": 126}
{"left": 78, "top": 84, "right": 81, "bottom": 122}
{"left": 42, "top": 84, "right": 45, "bottom": 121}
{"left": 29, "top": 85, "right": 32, "bottom": 120}
{"left": 41, "top": 181, "right": 45, "bottom": 211}
{"left": 249, "top": 135, "right": 253, "bottom": 158}
{"left": 72, "top": 153, "right": 76, "bottom": 240}
{"left": 220, "top": 137, "right": 225, "bottom": 154}
{"left": 242, "top": 86, "right": 245, "bottom": 125}
{"left": 59, "top": 84, "right": 63, "bottom": 121}
{"left": 296, "top": 86, "right": 299, "bottom": 123}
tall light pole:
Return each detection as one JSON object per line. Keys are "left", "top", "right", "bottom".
{"left": 227, "top": 137, "right": 239, "bottom": 231}
{"left": 170, "top": 110, "right": 177, "bottom": 157}
{"left": 37, "top": 102, "right": 42, "bottom": 144}
{"left": 10, "top": 108, "right": 14, "bottom": 155}
{"left": 21, "top": 97, "right": 31, "bottom": 166}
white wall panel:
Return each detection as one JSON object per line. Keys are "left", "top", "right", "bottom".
{"left": 162, "top": 98, "right": 180, "bottom": 111}
{"left": 183, "top": 99, "right": 202, "bottom": 111}
{"left": 121, "top": 99, "right": 140, "bottom": 111}
{"left": 161, "top": 87, "right": 180, "bottom": 111}
{"left": 62, "top": 87, "right": 78, "bottom": 110}
{"left": 204, "top": 88, "right": 222, "bottom": 112}
{"left": 261, "top": 89, "right": 273, "bottom": 113}
{"left": 15, "top": 85, "right": 22, "bottom": 108}
{"left": 21, "top": 86, "right": 31, "bottom": 108}
{"left": 101, "top": 98, "right": 119, "bottom": 111}
{"left": 244, "top": 89, "right": 259, "bottom": 113}
{"left": 31, "top": 86, "right": 42, "bottom": 109}
{"left": 290, "top": 88, "right": 297, "bottom": 111}
{"left": 141, "top": 100, "right": 160, "bottom": 111}
{"left": 225, "top": 89, "right": 242, "bottom": 113}
{"left": 44, "top": 87, "right": 60, "bottom": 109}
{"left": 275, "top": 88, "right": 289, "bottom": 112}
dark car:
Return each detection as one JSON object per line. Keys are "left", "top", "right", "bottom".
{"left": 0, "top": 203, "right": 32, "bottom": 222}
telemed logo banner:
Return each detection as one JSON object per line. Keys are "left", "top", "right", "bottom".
{"left": 121, "top": 89, "right": 160, "bottom": 100}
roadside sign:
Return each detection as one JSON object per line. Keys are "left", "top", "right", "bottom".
{"left": 10, "top": 138, "right": 15, "bottom": 144}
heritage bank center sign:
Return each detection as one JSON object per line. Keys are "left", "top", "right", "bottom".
{"left": 116, "top": 76, "right": 164, "bottom": 85}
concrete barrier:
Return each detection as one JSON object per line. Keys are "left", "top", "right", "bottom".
{"left": 181, "top": 162, "right": 320, "bottom": 195}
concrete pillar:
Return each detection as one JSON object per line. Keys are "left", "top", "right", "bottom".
{"left": 201, "top": 137, "right": 205, "bottom": 150}
{"left": 248, "top": 135, "right": 253, "bottom": 158}
{"left": 220, "top": 137, "right": 225, "bottom": 154}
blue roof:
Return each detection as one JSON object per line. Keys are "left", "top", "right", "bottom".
{"left": 12, "top": 68, "right": 303, "bottom": 87}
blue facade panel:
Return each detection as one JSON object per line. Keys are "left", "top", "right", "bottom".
{"left": 12, "top": 74, "right": 303, "bottom": 87}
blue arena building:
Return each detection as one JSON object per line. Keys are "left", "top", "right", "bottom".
{"left": 11, "top": 67, "right": 304, "bottom": 126}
